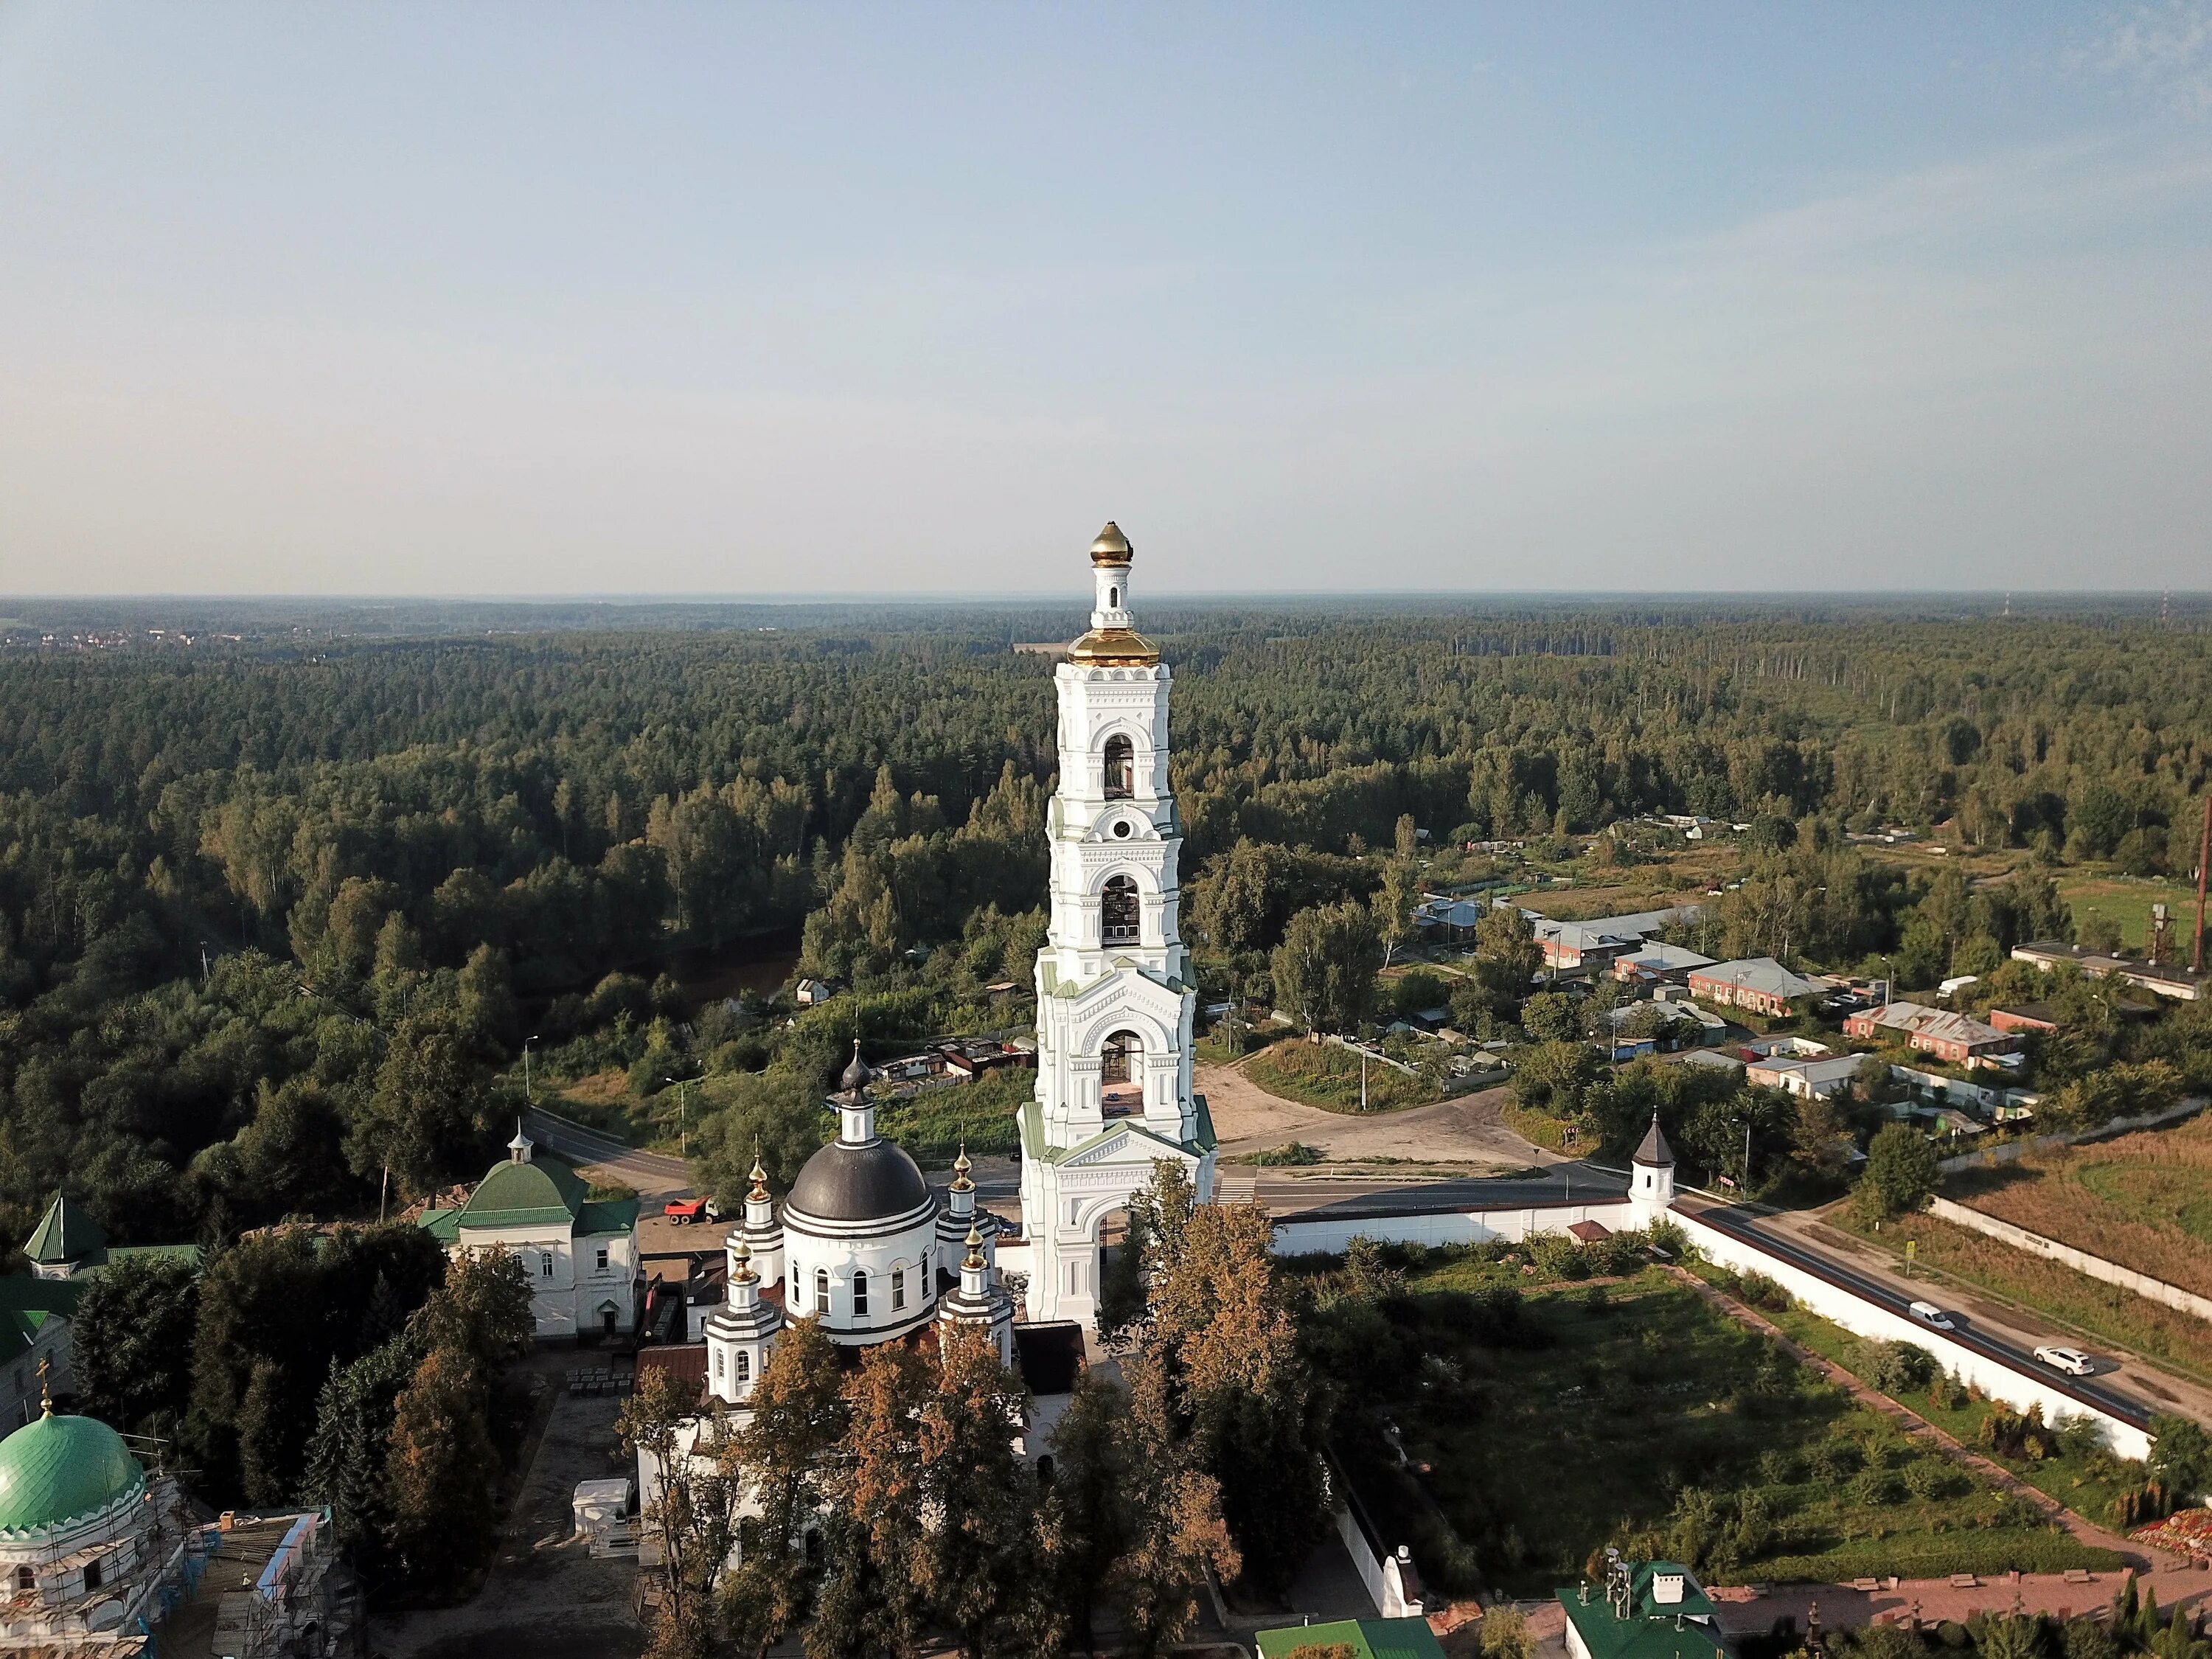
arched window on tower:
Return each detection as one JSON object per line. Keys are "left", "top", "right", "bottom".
{"left": 853, "top": 1270, "right": 870, "bottom": 1319}
{"left": 734, "top": 1350, "right": 751, "bottom": 1383}
{"left": 1102, "top": 874, "right": 1139, "bottom": 945}
{"left": 1102, "top": 734, "right": 1134, "bottom": 799}
{"left": 1102, "top": 1029, "right": 1144, "bottom": 1116}
{"left": 815, "top": 1268, "right": 830, "bottom": 1315}
{"left": 1107, "top": 585, "right": 1119, "bottom": 609}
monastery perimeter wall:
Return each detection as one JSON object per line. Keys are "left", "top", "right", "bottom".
{"left": 1926, "top": 1196, "right": 2212, "bottom": 1324}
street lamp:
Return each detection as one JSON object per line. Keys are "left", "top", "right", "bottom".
{"left": 664, "top": 1077, "right": 692, "bottom": 1159}
{"left": 524, "top": 1034, "right": 540, "bottom": 1104}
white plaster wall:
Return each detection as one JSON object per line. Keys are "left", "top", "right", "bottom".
{"left": 1669, "top": 1208, "right": 2154, "bottom": 1461}
{"left": 1272, "top": 1200, "right": 1640, "bottom": 1257}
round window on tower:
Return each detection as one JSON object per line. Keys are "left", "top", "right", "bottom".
{"left": 1112, "top": 818, "right": 1132, "bottom": 839}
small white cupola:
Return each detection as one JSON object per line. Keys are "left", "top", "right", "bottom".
{"left": 508, "top": 1121, "right": 535, "bottom": 1164}
{"left": 836, "top": 1040, "right": 876, "bottom": 1144}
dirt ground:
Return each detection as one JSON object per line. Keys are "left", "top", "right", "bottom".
{"left": 370, "top": 1350, "right": 644, "bottom": 1659}
{"left": 1202, "top": 1060, "right": 1555, "bottom": 1171}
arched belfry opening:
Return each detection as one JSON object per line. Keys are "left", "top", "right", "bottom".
{"left": 1102, "top": 874, "right": 1139, "bottom": 945}
{"left": 1101, "top": 1031, "right": 1144, "bottom": 1116}
{"left": 1102, "top": 734, "right": 1134, "bottom": 799}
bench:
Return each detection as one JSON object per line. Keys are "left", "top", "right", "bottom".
{"left": 1851, "top": 1579, "right": 1880, "bottom": 1593}
{"left": 1951, "top": 1574, "right": 1979, "bottom": 1589}
{"left": 2065, "top": 1570, "right": 2096, "bottom": 1585}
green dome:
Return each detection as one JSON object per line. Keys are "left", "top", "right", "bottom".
{"left": 0, "top": 1412, "right": 145, "bottom": 1534}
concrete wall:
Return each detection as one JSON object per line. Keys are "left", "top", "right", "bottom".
{"left": 1273, "top": 1198, "right": 1641, "bottom": 1257}
{"left": 1668, "top": 1207, "right": 2154, "bottom": 1461}
{"left": 1939, "top": 1096, "right": 2205, "bottom": 1172}
{"left": 1928, "top": 1197, "right": 2212, "bottom": 1324}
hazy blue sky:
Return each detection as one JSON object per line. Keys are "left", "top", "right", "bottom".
{"left": 4, "top": 4, "right": 2210, "bottom": 595}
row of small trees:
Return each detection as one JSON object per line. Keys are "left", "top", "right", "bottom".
{"left": 622, "top": 1164, "right": 1329, "bottom": 1659}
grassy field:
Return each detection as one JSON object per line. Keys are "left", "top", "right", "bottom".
{"left": 1245, "top": 1040, "right": 1440, "bottom": 1113}
{"left": 872, "top": 1071, "right": 1025, "bottom": 1164}
{"left": 1832, "top": 1208, "right": 2212, "bottom": 1382}
{"left": 1946, "top": 1115, "right": 2212, "bottom": 1300}
{"left": 1322, "top": 1263, "right": 2113, "bottom": 1596}
{"left": 1500, "top": 1102, "right": 1579, "bottom": 1152}
{"left": 1756, "top": 1290, "right": 2146, "bottom": 1526}
{"left": 2053, "top": 871, "right": 2203, "bottom": 953}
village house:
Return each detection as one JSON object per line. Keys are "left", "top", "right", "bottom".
{"left": 1686, "top": 957, "right": 1818, "bottom": 1017}
{"left": 2010, "top": 940, "right": 2202, "bottom": 1002}
{"left": 1843, "top": 1001, "right": 2020, "bottom": 1067}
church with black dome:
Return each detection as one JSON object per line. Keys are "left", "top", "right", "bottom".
{"left": 690, "top": 1041, "right": 1013, "bottom": 1411}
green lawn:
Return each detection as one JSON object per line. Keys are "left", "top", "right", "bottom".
{"left": 1245, "top": 1040, "right": 1440, "bottom": 1113}
{"left": 1315, "top": 1264, "right": 2118, "bottom": 1598}
{"left": 867, "top": 1071, "right": 1026, "bottom": 1166}
{"left": 2053, "top": 871, "right": 2202, "bottom": 954}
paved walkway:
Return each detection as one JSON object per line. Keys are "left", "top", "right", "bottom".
{"left": 1707, "top": 1567, "right": 2211, "bottom": 1637}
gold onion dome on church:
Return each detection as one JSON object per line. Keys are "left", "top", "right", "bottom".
{"left": 1069, "top": 521, "right": 1159, "bottom": 667}
{"left": 1088, "top": 520, "right": 1133, "bottom": 566}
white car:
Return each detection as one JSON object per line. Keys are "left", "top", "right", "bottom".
{"left": 2034, "top": 1345, "right": 2093, "bottom": 1377}
{"left": 1907, "top": 1300, "right": 1957, "bottom": 1331}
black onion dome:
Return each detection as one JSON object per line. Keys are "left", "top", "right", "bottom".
{"left": 839, "top": 1042, "right": 872, "bottom": 1095}
{"left": 786, "top": 1139, "right": 930, "bottom": 1225}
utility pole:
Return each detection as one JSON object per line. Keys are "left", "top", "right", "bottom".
{"left": 665, "top": 1077, "right": 691, "bottom": 1158}
{"left": 1743, "top": 1119, "right": 1753, "bottom": 1194}
{"left": 524, "top": 1034, "right": 540, "bottom": 1104}
{"left": 1360, "top": 1047, "right": 1368, "bottom": 1113}
{"left": 2195, "top": 797, "right": 2211, "bottom": 978}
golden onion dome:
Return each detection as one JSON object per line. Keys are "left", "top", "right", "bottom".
{"left": 1089, "top": 521, "right": 1133, "bottom": 566}
{"left": 1067, "top": 626, "right": 1159, "bottom": 666}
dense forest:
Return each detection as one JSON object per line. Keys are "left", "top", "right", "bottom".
{"left": 4, "top": 597, "right": 2211, "bottom": 1246}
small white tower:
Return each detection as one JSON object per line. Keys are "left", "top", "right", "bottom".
{"left": 935, "top": 1144, "right": 997, "bottom": 1272}
{"left": 705, "top": 1238, "right": 784, "bottom": 1407}
{"left": 936, "top": 1222, "right": 1015, "bottom": 1367}
{"left": 1631, "top": 1111, "right": 1676, "bottom": 1222}
{"left": 507, "top": 1121, "right": 534, "bottom": 1164}
{"left": 731, "top": 1143, "right": 785, "bottom": 1290}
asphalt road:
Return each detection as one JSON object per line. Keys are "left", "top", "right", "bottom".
{"left": 524, "top": 1107, "right": 689, "bottom": 1197}
{"left": 1679, "top": 1194, "right": 2160, "bottom": 1430}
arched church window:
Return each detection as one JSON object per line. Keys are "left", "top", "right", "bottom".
{"left": 815, "top": 1269, "right": 830, "bottom": 1315}
{"left": 1102, "top": 874, "right": 1139, "bottom": 945}
{"left": 1102, "top": 1029, "right": 1143, "bottom": 1116}
{"left": 14, "top": 1566, "right": 32, "bottom": 1592}
{"left": 1102, "top": 734, "right": 1134, "bottom": 799}
{"left": 1107, "top": 585, "right": 1119, "bottom": 608}
{"left": 714, "top": 1349, "right": 725, "bottom": 1380}
{"left": 540, "top": 1251, "right": 554, "bottom": 1279}
{"left": 853, "top": 1270, "right": 870, "bottom": 1318}
{"left": 891, "top": 1267, "right": 906, "bottom": 1311}
{"left": 734, "top": 1350, "right": 750, "bottom": 1383}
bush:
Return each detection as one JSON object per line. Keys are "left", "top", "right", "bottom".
{"left": 1857, "top": 1339, "right": 1937, "bottom": 1397}
{"left": 1733, "top": 1270, "right": 1792, "bottom": 1312}
{"left": 1811, "top": 1437, "right": 1865, "bottom": 1481}
{"left": 1905, "top": 1457, "right": 1958, "bottom": 1500}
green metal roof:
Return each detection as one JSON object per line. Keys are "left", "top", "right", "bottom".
{"left": 103, "top": 1243, "right": 204, "bottom": 1271}
{"left": 0, "top": 1412, "right": 146, "bottom": 1536}
{"left": 23, "top": 1193, "right": 104, "bottom": 1265}
{"left": 457, "top": 1152, "right": 589, "bottom": 1229}
{"left": 1556, "top": 1565, "right": 1725, "bottom": 1659}
{"left": 417, "top": 1208, "right": 462, "bottom": 1245}
{"left": 1018, "top": 1099, "right": 1210, "bottom": 1166}
{"left": 1255, "top": 1616, "right": 1447, "bottom": 1659}
{"left": 577, "top": 1198, "right": 641, "bottom": 1236}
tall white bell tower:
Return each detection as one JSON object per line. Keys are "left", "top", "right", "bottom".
{"left": 1018, "top": 522, "right": 1217, "bottom": 1325}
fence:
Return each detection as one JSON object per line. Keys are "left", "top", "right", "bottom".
{"left": 1927, "top": 1197, "right": 2212, "bottom": 1324}
{"left": 1940, "top": 1096, "right": 2205, "bottom": 1172}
